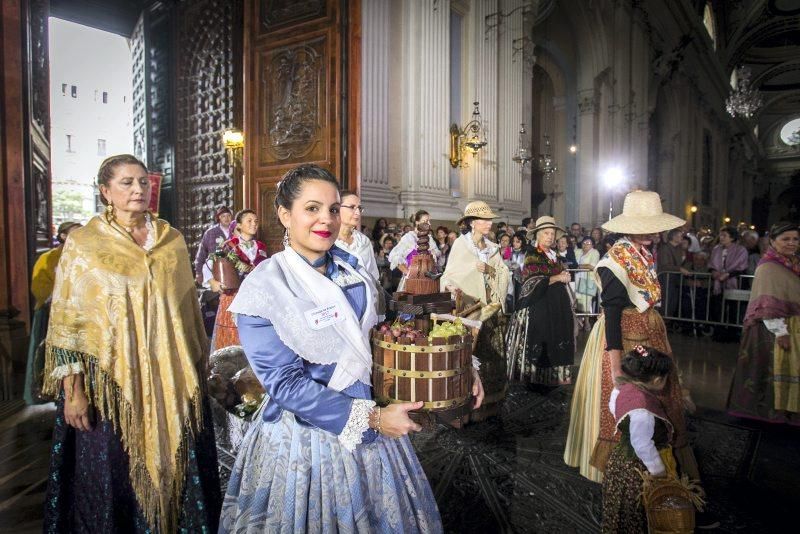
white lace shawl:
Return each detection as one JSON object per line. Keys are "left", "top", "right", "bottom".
{"left": 228, "top": 247, "right": 378, "bottom": 392}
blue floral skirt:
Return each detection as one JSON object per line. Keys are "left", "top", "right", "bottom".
{"left": 219, "top": 411, "right": 442, "bottom": 533}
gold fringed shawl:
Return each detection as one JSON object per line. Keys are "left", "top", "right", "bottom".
{"left": 43, "top": 214, "right": 208, "bottom": 533}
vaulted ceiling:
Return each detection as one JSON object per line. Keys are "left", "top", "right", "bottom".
{"left": 717, "top": 0, "right": 800, "bottom": 155}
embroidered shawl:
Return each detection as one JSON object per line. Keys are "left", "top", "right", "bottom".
{"left": 743, "top": 260, "right": 800, "bottom": 326}
{"left": 595, "top": 238, "right": 661, "bottom": 312}
{"left": 440, "top": 232, "right": 510, "bottom": 310}
{"left": 43, "top": 215, "right": 208, "bottom": 533}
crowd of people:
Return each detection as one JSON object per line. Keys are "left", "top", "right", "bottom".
{"left": 24, "top": 153, "right": 799, "bottom": 533}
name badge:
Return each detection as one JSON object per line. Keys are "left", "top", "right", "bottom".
{"left": 304, "top": 303, "right": 345, "bottom": 330}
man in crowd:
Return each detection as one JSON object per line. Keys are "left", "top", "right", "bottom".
{"left": 195, "top": 205, "right": 234, "bottom": 285}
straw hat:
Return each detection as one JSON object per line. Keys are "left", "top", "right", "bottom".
{"left": 457, "top": 200, "right": 500, "bottom": 227}
{"left": 602, "top": 191, "right": 685, "bottom": 234}
{"left": 526, "top": 215, "right": 565, "bottom": 241}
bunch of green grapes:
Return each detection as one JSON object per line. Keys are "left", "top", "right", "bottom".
{"left": 429, "top": 318, "right": 467, "bottom": 339}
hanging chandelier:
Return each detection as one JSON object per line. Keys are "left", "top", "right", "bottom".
{"left": 726, "top": 66, "right": 763, "bottom": 119}
{"left": 512, "top": 123, "right": 533, "bottom": 167}
{"left": 538, "top": 134, "right": 557, "bottom": 179}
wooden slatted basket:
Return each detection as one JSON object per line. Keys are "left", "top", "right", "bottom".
{"left": 371, "top": 329, "right": 474, "bottom": 428}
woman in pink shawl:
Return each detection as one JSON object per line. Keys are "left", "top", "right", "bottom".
{"left": 727, "top": 222, "right": 800, "bottom": 425}
{"left": 708, "top": 226, "right": 749, "bottom": 295}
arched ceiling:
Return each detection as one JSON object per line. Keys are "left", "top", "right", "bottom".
{"left": 720, "top": 0, "right": 800, "bottom": 152}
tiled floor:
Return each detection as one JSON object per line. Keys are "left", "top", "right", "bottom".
{"left": 2, "top": 329, "right": 798, "bottom": 533}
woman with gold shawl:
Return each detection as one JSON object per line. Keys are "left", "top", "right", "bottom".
{"left": 728, "top": 222, "right": 800, "bottom": 425}
{"left": 42, "top": 155, "right": 221, "bottom": 532}
{"left": 441, "top": 201, "right": 510, "bottom": 421}
{"left": 563, "top": 191, "right": 699, "bottom": 484}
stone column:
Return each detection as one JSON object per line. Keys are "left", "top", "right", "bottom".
{"left": 496, "top": 0, "right": 529, "bottom": 223}
{"left": 387, "top": 0, "right": 455, "bottom": 220}
{"left": 360, "top": 0, "right": 397, "bottom": 214}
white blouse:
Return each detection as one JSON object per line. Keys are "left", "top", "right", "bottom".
{"left": 609, "top": 388, "right": 666, "bottom": 476}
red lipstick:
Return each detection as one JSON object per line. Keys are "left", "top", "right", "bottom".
{"left": 313, "top": 230, "right": 332, "bottom": 238}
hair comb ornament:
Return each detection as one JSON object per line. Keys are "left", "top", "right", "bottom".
{"left": 634, "top": 345, "right": 649, "bottom": 358}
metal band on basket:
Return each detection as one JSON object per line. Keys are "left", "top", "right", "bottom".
{"left": 375, "top": 394, "right": 471, "bottom": 410}
{"left": 372, "top": 339, "right": 465, "bottom": 353}
{"left": 372, "top": 362, "right": 471, "bottom": 379}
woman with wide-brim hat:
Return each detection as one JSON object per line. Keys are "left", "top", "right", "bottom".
{"left": 563, "top": 190, "right": 700, "bottom": 484}
{"left": 441, "top": 201, "right": 510, "bottom": 421}
{"left": 506, "top": 216, "right": 576, "bottom": 389}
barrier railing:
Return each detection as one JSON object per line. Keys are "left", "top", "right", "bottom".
{"left": 561, "top": 268, "right": 754, "bottom": 329}
{"left": 566, "top": 268, "right": 601, "bottom": 318}
{"left": 657, "top": 271, "right": 754, "bottom": 329}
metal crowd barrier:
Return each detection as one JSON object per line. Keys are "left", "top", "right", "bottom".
{"left": 562, "top": 268, "right": 754, "bottom": 330}
{"left": 566, "top": 268, "right": 601, "bottom": 319}
{"left": 658, "top": 271, "right": 754, "bottom": 329}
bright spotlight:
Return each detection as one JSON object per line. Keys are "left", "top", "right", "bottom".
{"left": 603, "top": 167, "right": 625, "bottom": 188}
{"left": 569, "top": 144, "right": 578, "bottom": 154}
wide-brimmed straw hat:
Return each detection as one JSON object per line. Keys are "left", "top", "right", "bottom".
{"left": 457, "top": 200, "right": 500, "bottom": 227}
{"left": 602, "top": 190, "right": 685, "bottom": 234}
{"left": 526, "top": 215, "right": 565, "bottom": 241}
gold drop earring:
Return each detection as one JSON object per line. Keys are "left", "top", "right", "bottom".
{"left": 105, "top": 203, "right": 115, "bottom": 221}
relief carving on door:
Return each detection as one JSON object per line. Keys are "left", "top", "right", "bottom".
{"left": 260, "top": 0, "right": 325, "bottom": 33}
{"left": 264, "top": 39, "right": 324, "bottom": 162}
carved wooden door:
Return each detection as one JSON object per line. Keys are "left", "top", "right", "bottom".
{"left": 24, "top": 0, "right": 52, "bottom": 259}
{"left": 243, "top": 0, "right": 360, "bottom": 253}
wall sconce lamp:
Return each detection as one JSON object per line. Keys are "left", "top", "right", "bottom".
{"left": 222, "top": 128, "right": 245, "bottom": 167}
{"left": 449, "top": 101, "right": 488, "bottom": 168}
{"left": 689, "top": 205, "right": 698, "bottom": 213}
{"left": 723, "top": 216, "right": 731, "bottom": 223}
{"left": 511, "top": 123, "right": 533, "bottom": 167}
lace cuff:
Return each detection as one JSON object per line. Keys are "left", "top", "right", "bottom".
{"left": 338, "top": 399, "right": 376, "bottom": 452}
{"left": 472, "top": 355, "right": 481, "bottom": 371}
{"left": 49, "top": 362, "right": 84, "bottom": 381}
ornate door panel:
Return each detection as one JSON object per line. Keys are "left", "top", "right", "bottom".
{"left": 24, "top": 0, "right": 52, "bottom": 258}
{"left": 174, "top": 0, "right": 243, "bottom": 254}
{"left": 131, "top": 4, "right": 176, "bottom": 224}
{"left": 244, "top": 0, "right": 359, "bottom": 253}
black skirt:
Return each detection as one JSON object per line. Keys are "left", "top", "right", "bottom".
{"left": 44, "top": 395, "right": 222, "bottom": 533}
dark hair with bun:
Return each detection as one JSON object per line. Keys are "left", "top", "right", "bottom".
{"left": 769, "top": 221, "right": 799, "bottom": 240}
{"left": 274, "top": 164, "right": 339, "bottom": 214}
{"left": 411, "top": 210, "right": 429, "bottom": 224}
{"left": 96, "top": 154, "right": 148, "bottom": 205}
{"left": 619, "top": 346, "right": 672, "bottom": 384}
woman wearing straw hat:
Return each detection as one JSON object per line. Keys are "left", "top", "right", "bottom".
{"left": 441, "top": 201, "right": 510, "bottom": 421}
{"left": 563, "top": 190, "right": 700, "bottom": 484}
{"left": 506, "top": 216, "right": 576, "bottom": 389}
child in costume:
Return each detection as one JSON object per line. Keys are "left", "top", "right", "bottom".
{"left": 602, "top": 345, "right": 676, "bottom": 533}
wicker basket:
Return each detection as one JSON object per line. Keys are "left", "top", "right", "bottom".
{"left": 643, "top": 478, "right": 696, "bottom": 534}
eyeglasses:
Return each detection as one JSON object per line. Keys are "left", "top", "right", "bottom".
{"left": 340, "top": 204, "right": 365, "bottom": 213}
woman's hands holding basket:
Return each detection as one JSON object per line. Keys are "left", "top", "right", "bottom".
{"left": 370, "top": 402, "right": 424, "bottom": 438}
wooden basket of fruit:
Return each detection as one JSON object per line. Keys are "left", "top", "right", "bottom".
{"left": 372, "top": 318, "right": 474, "bottom": 427}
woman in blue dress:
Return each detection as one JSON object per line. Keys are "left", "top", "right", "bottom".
{"left": 219, "top": 164, "right": 445, "bottom": 533}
